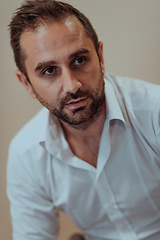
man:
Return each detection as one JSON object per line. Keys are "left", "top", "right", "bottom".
{"left": 7, "top": 0, "right": 160, "bottom": 240}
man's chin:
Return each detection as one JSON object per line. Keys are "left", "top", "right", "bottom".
{"left": 55, "top": 106, "right": 100, "bottom": 130}
{"left": 59, "top": 109, "right": 91, "bottom": 126}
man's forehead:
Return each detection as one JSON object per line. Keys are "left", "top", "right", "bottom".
{"left": 65, "top": 16, "right": 78, "bottom": 31}
{"left": 20, "top": 16, "right": 86, "bottom": 51}
{"left": 22, "top": 16, "right": 83, "bottom": 37}
{"left": 19, "top": 16, "right": 94, "bottom": 69}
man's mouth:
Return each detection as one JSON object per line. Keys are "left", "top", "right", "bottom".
{"left": 65, "top": 97, "right": 88, "bottom": 109}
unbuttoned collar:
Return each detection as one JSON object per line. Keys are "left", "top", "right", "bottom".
{"left": 40, "top": 74, "right": 127, "bottom": 159}
{"left": 104, "top": 74, "right": 126, "bottom": 126}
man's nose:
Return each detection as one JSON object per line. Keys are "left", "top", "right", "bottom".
{"left": 62, "top": 68, "right": 82, "bottom": 93}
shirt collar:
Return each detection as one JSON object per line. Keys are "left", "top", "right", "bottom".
{"left": 40, "top": 113, "right": 63, "bottom": 155}
{"left": 104, "top": 74, "right": 126, "bottom": 126}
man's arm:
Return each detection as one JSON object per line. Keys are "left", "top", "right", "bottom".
{"left": 7, "top": 141, "right": 59, "bottom": 240}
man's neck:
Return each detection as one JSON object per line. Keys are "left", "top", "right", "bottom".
{"left": 60, "top": 100, "right": 106, "bottom": 167}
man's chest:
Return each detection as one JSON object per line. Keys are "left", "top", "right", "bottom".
{"left": 45, "top": 119, "right": 160, "bottom": 239}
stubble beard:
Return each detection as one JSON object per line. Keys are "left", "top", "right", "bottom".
{"left": 32, "top": 71, "right": 105, "bottom": 130}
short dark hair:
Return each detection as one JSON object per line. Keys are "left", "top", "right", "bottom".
{"left": 9, "top": 0, "right": 99, "bottom": 76}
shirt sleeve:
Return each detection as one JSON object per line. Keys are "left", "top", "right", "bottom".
{"left": 153, "top": 95, "right": 160, "bottom": 155}
{"left": 7, "top": 141, "right": 59, "bottom": 240}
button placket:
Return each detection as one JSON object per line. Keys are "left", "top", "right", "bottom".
{"left": 96, "top": 170, "right": 138, "bottom": 240}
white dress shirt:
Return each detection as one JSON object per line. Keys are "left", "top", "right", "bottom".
{"left": 7, "top": 74, "right": 160, "bottom": 240}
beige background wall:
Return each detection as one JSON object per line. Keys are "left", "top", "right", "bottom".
{"left": 1, "top": 0, "right": 160, "bottom": 239}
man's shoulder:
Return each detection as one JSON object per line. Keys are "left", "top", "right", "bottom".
{"left": 105, "top": 74, "right": 160, "bottom": 151}
{"left": 10, "top": 108, "right": 50, "bottom": 154}
{"left": 105, "top": 73, "right": 160, "bottom": 110}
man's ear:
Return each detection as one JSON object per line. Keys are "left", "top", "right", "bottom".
{"left": 15, "top": 70, "right": 37, "bottom": 99}
{"left": 98, "top": 41, "right": 105, "bottom": 76}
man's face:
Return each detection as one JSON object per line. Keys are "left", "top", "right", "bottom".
{"left": 18, "top": 17, "right": 105, "bottom": 128}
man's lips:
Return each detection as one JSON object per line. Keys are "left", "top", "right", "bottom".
{"left": 65, "top": 97, "right": 88, "bottom": 109}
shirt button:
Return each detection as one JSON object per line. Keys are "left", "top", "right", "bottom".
{"left": 108, "top": 203, "right": 113, "bottom": 209}
{"left": 98, "top": 175, "right": 101, "bottom": 180}
{"left": 122, "top": 225, "right": 127, "bottom": 230}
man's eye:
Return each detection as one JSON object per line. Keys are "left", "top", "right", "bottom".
{"left": 74, "top": 57, "right": 86, "bottom": 66}
{"left": 43, "top": 66, "right": 56, "bottom": 75}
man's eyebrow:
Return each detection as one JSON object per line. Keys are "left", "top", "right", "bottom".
{"left": 35, "top": 49, "right": 90, "bottom": 72}
{"left": 35, "top": 61, "right": 56, "bottom": 72}
{"left": 69, "top": 48, "right": 90, "bottom": 59}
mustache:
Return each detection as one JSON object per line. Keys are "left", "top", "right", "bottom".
{"left": 60, "top": 89, "right": 93, "bottom": 107}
